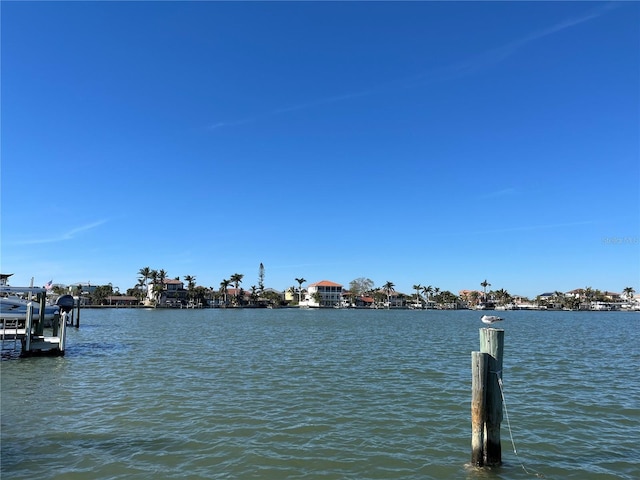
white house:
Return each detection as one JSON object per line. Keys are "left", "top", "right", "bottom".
{"left": 146, "top": 278, "right": 185, "bottom": 306}
{"left": 305, "top": 280, "right": 343, "bottom": 308}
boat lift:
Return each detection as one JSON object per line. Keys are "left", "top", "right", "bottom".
{"left": 1, "top": 286, "right": 75, "bottom": 357}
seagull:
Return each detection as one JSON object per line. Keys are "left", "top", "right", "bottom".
{"left": 481, "top": 315, "right": 503, "bottom": 325}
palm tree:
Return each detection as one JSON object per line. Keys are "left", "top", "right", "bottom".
{"left": 135, "top": 277, "right": 146, "bottom": 304}
{"left": 184, "top": 275, "right": 196, "bottom": 302}
{"left": 147, "top": 269, "right": 160, "bottom": 305}
{"left": 219, "top": 279, "right": 231, "bottom": 306}
{"left": 494, "top": 288, "right": 511, "bottom": 306}
{"left": 383, "top": 281, "right": 395, "bottom": 309}
{"left": 295, "top": 278, "right": 306, "bottom": 304}
{"left": 152, "top": 270, "right": 167, "bottom": 305}
{"left": 433, "top": 287, "right": 441, "bottom": 306}
{"left": 480, "top": 279, "right": 491, "bottom": 302}
{"left": 422, "top": 285, "right": 433, "bottom": 307}
{"left": 138, "top": 267, "right": 151, "bottom": 294}
{"left": 230, "top": 273, "right": 244, "bottom": 306}
{"left": 412, "top": 284, "right": 422, "bottom": 306}
{"left": 622, "top": 286, "right": 635, "bottom": 301}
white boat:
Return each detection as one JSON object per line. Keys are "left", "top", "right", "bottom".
{"left": 475, "top": 302, "right": 496, "bottom": 310}
{"left": 1, "top": 285, "right": 60, "bottom": 327}
{"left": 1, "top": 296, "right": 60, "bottom": 326}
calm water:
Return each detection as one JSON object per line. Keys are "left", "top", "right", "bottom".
{"left": 1, "top": 308, "right": 639, "bottom": 479}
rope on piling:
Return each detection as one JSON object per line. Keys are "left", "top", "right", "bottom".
{"left": 494, "top": 372, "right": 545, "bottom": 478}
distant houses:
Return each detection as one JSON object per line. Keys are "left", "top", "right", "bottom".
{"left": 107, "top": 278, "right": 640, "bottom": 311}
{"left": 2, "top": 271, "right": 636, "bottom": 310}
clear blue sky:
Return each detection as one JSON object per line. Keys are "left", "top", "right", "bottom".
{"left": 1, "top": 1, "right": 638, "bottom": 298}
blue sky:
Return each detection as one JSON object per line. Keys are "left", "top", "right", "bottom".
{"left": 1, "top": 1, "right": 638, "bottom": 298}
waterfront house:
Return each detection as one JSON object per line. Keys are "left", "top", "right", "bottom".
{"left": 146, "top": 278, "right": 186, "bottom": 307}
{"left": 305, "top": 280, "right": 343, "bottom": 308}
{"left": 385, "top": 290, "right": 407, "bottom": 308}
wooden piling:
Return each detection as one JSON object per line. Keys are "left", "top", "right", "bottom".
{"left": 24, "top": 303, "right": 34, "bottom": 352}
{"left": 75, "top": 297, "right": 80, "bottom": 328}
{"left": 479, "top": 328, "right": 504, "bottom": 466}
{"left": 471, "top": 351, "right": 489, "bottom": 466}
{"left": 52, "top": 312, "right": 60, "bottom": 336}
{"left": 36, "top": 293, "right": 47, "bottom": 336}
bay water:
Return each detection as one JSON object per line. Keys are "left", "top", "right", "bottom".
{"left": 1, "top": 308, "right": 639, "bottom": 479}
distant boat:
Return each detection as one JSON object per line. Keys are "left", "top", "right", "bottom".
{"left": 475, "top": 302, "right": 496, "bottom": 310}
{"left": 591, "top": 302, "right": 613, "bottom": 311}
{"left": 481, "top": 315, "right": 503, "bottom": 325}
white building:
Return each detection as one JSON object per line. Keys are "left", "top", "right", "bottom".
{"left": 305, "top": 280, "right": 343, "bottom": 308}
{"left": 146, "top": 278, "right": 185, "bottom": 306}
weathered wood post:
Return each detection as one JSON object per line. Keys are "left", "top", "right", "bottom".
{"left": 36, "top": 293, "right": 47, "bottom": 336}
{"left": 480, "top": 327, "right": 504, "bottom": 466}
{"left": 471, "top": 351, "right": 489, "bottom": 466}
{"left": 24, "top": 302, "right": 34, "bottom": 353}
{"left": 75, "top": 296, "right": 81, "bottom": 328}
{"left": 52, "top": 312, "right": 61, "bottom": 337}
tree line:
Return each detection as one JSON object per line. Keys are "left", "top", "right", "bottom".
{"left": 50, "top": 267, "right": 636, "bottom": 309}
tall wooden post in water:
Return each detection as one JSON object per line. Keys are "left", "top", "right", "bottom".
{"left": 75, "top": 296, "right": 81, "bottom": 328}
{"left": 471, "top": 351, "right": 488, "bottom": 466}
{"left": 471, "top": 327, "right": 504, "bottom": 467}
{"left": 35, "top": 293, "right": 47, "bottom": 336}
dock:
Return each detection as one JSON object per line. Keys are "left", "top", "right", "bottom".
{"left": 1, "top": 287, "right": 76, "bottom": 357}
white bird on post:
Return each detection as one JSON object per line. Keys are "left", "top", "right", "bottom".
{"left": 481, "top": 315, "right": 503, "bottom": 325}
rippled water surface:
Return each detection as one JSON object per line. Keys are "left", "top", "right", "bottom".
{"left": 2, "top": 309, "right": 639, "bottom": 479}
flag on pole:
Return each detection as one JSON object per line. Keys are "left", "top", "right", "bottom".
{"left": 45, "top": 280, "right": 53, "bottom": 291}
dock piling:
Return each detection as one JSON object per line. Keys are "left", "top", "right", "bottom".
{"left": 471, "top": 351, "right": 489, "bottom": 466}
{"left": 471, "top": 327, "right": 505, "bottom": 467}
{"left": 24, "top": 302, "right": 34, "bottom": 352}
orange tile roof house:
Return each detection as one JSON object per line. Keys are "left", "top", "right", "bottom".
{"left": 306, "top": 280, "right": 343, "bottom": 308}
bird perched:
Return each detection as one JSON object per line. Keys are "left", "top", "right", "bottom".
{"left": 481, "top": 315, "right": 503, "bottom": 325}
